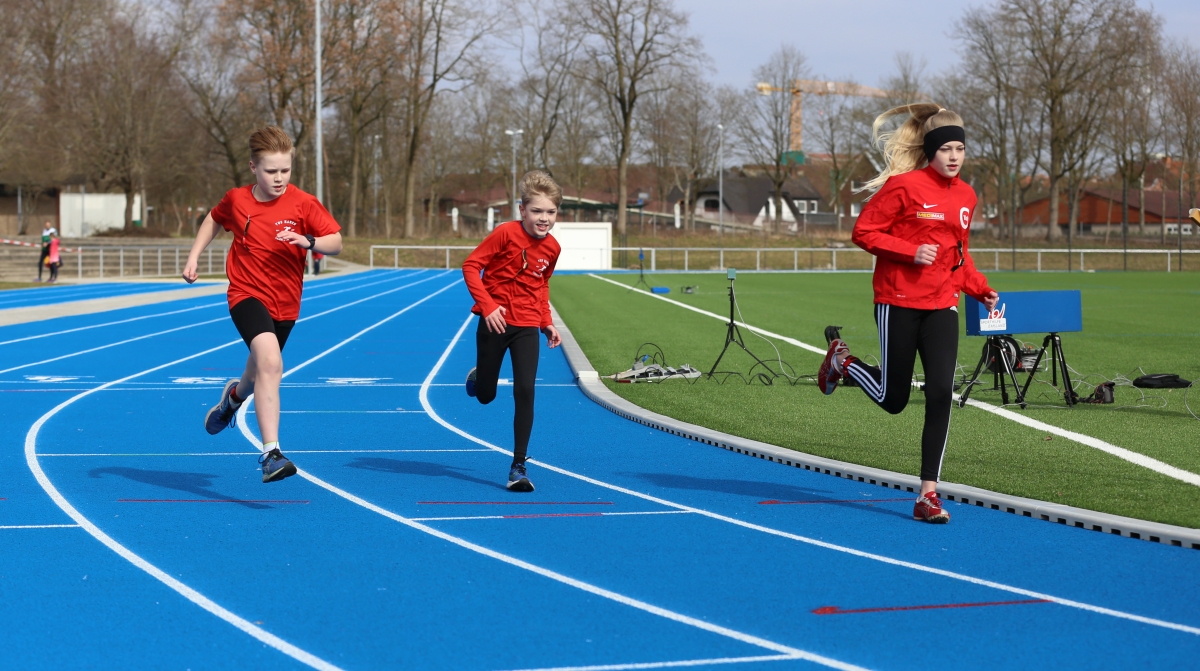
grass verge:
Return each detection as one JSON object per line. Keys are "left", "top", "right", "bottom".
{"left": 550, "top": 271, "right": 1200, "bottom": 528}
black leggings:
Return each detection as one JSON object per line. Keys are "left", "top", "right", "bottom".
{"left": 38, "top": 247, "right": 49, "bottom": 279}
{"left": 474, "top": 319, "right": 540, "bottom": 464}
{"left": 843, "top": 304, "right": 959, "bottom": 482}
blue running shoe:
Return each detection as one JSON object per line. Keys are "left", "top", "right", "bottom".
{"left": 259, "top": 448, "right": 297, "bottom": 483}
{"left": 507, "top": 462, "right": 534, "bottom": 492}
{"left": 466, "top": 367, "right": 477, "bottom": 397}
{"left": 204, "top": 379, "right": 240, "bottom": 435}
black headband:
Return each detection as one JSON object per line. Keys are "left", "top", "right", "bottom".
{"left": 923, "top": 125, "right": 965, "bottom": 160}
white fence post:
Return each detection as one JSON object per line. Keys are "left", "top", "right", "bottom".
{"left": 756, "top": 249, "right": 761, "bottom": 271}
{"left": 119, "top": 248, "right": 124, "bottom": 277}
{"left": 157, "top": 248, "right": 162, "bottom": 276}
{"left": 1037, "top": 250, "right": 1042, "bottom": 272}
{"left": 207, "top": 247, "right": 212, "bottom": 274}
{"left": 684, "top": 249, "right": 689, "bottom": 271}
{"left": 78, "top": 248, "right": 83, "bottom": 278}
{"left": 139, "top": 248, "right": 144, "bottom": 276}
{"left": 832, "top": 249, "right": 838, "bottom": 271}
{"left": 394, "top": 248, "right": 398, "bottom": 268}
{"left": 719, "top": 249, "right": 724, "bottom": 269}
{"left": 99, "top": 248, "right": 104, "bottom": 278}
{"left": 793, "top": 249, "right": 798, "bottom": 271}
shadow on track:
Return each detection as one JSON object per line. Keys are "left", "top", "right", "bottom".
{"left": 346, "top": 457, "right": 508, "bottom": 491}
{"left": 88, "top": 467, "right": 273, "bottom": 510}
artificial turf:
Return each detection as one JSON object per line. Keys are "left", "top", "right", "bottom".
{"left": 550, "top": 270, "right": 1200, "bottom": 528}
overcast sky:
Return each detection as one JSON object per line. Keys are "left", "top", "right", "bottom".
{"left": 684, "top": 0, "right": 1200, "bottom": 90}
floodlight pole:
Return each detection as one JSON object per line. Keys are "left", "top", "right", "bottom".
{"left": 315, "top": 0, "right": 323, "bottom": 205}
{"left": 717, "top": 123, "right": 724, "bottom": 247}
{"left": 506, "top": 129, "right": 523, "bottom": 220}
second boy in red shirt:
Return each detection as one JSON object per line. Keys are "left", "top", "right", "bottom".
{"left": 462, "top": 170, "right": 562, "bottom": 491}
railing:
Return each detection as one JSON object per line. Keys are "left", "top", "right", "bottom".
{"left": 62, "top": 246, "right": 229, "bottom": 279}
{"left": 369, "top": 244, "right": 1200, "bottom": 272}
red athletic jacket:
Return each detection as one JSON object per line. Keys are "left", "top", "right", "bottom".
{"left": 852, "top": 165, "right": 993, "bottom": 310}
{"left": 462, "top": 221, "right": 561, "bottom": 328}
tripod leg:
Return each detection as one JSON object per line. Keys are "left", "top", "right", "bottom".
{"left": 958, "top": 339, "right": 991, "bottom": 408}
{"left": 1053, "top": 334, "right": 1076, "bottom": 407}
{"left": 1019, "top": 335, "right": 1050, "bottom": 401}
{"left": 1000, "top": 343, "right": 1024, "bottom": 408}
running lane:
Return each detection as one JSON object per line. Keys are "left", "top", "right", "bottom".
{"left": 9, "top": 273, "right": 1200, "bottom": 670}
{"left": 0, "top": 281, "right": 196, "bottom": 309}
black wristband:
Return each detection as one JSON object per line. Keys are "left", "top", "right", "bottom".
{"left": 305, "top": 234, "right": 316, "bottom": 250}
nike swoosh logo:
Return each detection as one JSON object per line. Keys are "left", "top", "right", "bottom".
{"left": 923, "top": 203, "right": 938, "bottom": 208}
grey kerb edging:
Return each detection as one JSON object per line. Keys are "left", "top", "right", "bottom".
{"left": 549, "top": 305, "right": 1200, "bottom": 551}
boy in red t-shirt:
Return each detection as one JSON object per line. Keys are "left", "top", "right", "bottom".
{"left": 183, "top": 126, "right": 343, "bottom": 483}
{"left": 462, "top": 170, "right": 562, "bottom": 491}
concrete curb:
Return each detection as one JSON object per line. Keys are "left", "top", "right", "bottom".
{"left": 550, "top": 305, "right": 1200, "bottom": 551}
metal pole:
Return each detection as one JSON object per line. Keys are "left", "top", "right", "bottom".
{"left": 506, "top": 129, "right": 523, "bottom": 219}
{"left": 717, "top": 124, "right": 724, "bottom": 243}
{"left": 314, "top": 0, "right": 324, "bottom": 205}
{"left": 119, "top": 248, "right": 124, "bottom": 277}
{"left": 78, "top": 248, "right": 82, "bottom": 278}
{"left": 99, "top": 247, "right": 103, "bottom": 278}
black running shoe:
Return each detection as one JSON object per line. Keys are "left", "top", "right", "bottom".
{"left": 259, "top": 448, "right": 297, "bottom": 483}
{"left": 507, "top": 462, "right": 534, "bottom": 492}
{"left": 466, "top": 367, "right": 477, "bottom": 397}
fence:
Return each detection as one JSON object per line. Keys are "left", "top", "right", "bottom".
{"left": 63, "top": 246, "right": 228, "bottom": 279}
{"left": 370, "top": 244, "right": 1200, "bottom": 272}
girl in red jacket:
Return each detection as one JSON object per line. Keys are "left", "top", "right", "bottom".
{"left": 462, "top": 170, "right": 562, "bottom": 492}
{"left": 817, "top": 104, "right": 999, "bottom": 524}
{"left": 183, "top": 126, "right": 343, "bottom": 484}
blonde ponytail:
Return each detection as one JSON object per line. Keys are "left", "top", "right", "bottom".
{"left": 858, "top": 103, "right": 964, "bottom": 194}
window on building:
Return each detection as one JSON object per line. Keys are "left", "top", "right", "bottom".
{"left": 703, "top": 198, "right": 720, "bottom": 212}
{"left": 794, "top": 200, "right": 808, "bottom": 214}
{"left": 810, "top": 201, "right": 818, "bottom": 213}
{"left": 850, "top": 202, "right": 862, "bottom": 217}
{"left": 985, "top": 204, "right": 998, "bottom": 219}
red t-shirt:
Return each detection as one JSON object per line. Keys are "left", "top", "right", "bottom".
{"left": 462, "top": 221, "right": 561, "bottom": 328}
{"left": 852, "top": 165, "right": 993, "bottom": 310}
{"left": 209, "top": 185, "right": 340, "bottom": 320}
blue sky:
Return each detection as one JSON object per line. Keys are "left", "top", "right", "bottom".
{"left": 684, "top": 0, "right": 1200, "bottom": 90}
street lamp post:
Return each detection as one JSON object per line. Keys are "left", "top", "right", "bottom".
{"left": 315, "top": 0, "right": 323, "bottom": 205}
{"left": 505, "top": 129, "right": 523, "bottom": 220}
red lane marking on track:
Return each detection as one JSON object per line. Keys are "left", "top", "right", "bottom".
{"left": 118, "top": 499, "right": 310, "bottom": 504}
{"left": 417, "top": 501, "right": 614, "bottom": 505}
{"left": 503, "top": 513, "right": 605, "bottom": 519}
{"left": 759, "top": 498, "right": 913, "bottom": 505}
{"left": 813, "top": 599, "right": 1050, "bottom": 615}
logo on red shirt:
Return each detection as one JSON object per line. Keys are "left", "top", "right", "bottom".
{"left": 959, "top": 207, "right": 971, "bottom": 229}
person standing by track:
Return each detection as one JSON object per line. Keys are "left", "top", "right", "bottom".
{"left": 36, "top": 221, "right": 57, "bottom": 282}
{"left": 818, "top": 104, "right": 999, "bottom": 524}
{"left": 46, "top": 231, "right": 61, "bottom": 283}
{"left": 462, "top": 170, "right": 562, "bottom": 492}
{"left": 182, "top": 126, "right": 343, "bottom": 483}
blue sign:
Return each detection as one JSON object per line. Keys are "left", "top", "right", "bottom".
{"left": 965, "top": 290, "right": 1082, "bottom": 336}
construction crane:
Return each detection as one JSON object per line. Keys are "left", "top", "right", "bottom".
{"left": 755, "top": 79, "right": 892, "bottom": 157}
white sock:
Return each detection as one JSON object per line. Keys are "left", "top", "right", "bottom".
{"left": 261, "top": 441, "right": 280, "bottom": 454}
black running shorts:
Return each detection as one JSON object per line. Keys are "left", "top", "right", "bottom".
{"left": 229, "top": 297, "right": 295, "bottom": 350}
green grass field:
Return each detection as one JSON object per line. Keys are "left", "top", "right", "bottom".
{"left": 550, "top": 271, "right": 1200, "bottom": 528}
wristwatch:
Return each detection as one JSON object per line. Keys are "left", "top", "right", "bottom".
{"left": 304, "top": 234, "right": 316, "bottom": 250}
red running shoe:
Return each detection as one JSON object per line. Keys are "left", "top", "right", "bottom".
{"left": 817, "top": 338, "right": 849, "bottom": 395}
{"left": 913, "top": 491, "right": 951, "bottom": 524}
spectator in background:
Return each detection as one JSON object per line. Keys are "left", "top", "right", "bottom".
{"left": 47, "top": 232, "right": 61, "bottom": 283}
{"left": 37, "top": 220, "right": 57, "bottom": 282}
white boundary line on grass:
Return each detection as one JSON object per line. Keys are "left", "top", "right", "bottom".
{"left": 587, "top": 273, "right": 1200, "bottom": 489}
{"left": 20, "top": 274, "right": 463, "bottom": 671}
{"left": 418, "top": 313, "right": 1200, "bottom": 638}
{"left": 234, "top": 295, "right": 866, "bottom": 671}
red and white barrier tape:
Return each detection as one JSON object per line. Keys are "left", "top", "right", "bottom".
{"left": 1, "top": 238, "right": 79, "bottom": 252}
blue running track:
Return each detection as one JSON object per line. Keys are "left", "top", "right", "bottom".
{"left": 2, "top": 269, "right": 1198, "bottom": 670}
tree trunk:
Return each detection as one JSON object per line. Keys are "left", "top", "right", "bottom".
{"left": 1046, "top": 175, "right": 1061, "bottom": 240}
{"left": 1138, "top": 175, "right": 1145, "bottom": 234}
{"left": 348, "top": 132, "right": 361, "bottom": 238}
{"left": 404, "top": 160, "right": 417, "bottom": 238}
{"left": 616, "top": 151, "right": 630, "bottom": 236}
{"left": 123, "top": 186, "right": 135, "bottom": 230}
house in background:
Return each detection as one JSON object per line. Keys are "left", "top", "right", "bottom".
{"left": 1013, "top": 188, "right": 1195, "bottom": 236}
{"left": 0, "top": 182, "right": 143, "bottom": 237}
{"left": 667, "top": 172, "right": 825, "bottom": 230}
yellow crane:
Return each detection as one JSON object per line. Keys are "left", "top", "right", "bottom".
{"left": 755, "top": 79, "right": 893, "bottom": 156}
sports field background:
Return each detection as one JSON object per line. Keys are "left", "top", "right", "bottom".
{"left": 550, "top": 271, "right": 1200, "bottom": 528}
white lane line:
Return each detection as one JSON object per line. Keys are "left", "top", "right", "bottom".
{"left": 39, "top": 449, "right": 492, "bottom": 457}
{"left": 0, "top": 270, "right": 409, "bottom": 349}
{"left": 587, "top": 273, "right": 1200, "bottom": 488}
{"left": 19, "top": 276, "right": 463, "bottom": 670}
{"left": 1, "top": 271, "right": 451, "bottom": 378}
{"left": 423, "top": 313, "right": 1200, "bottom": 638}
{"left": 0, "top": 524, "right": 81, "bottom": 529}
{"left": 303, "top": 269, "right": 422, "bottom": 301}
{"left": 234, "top": 301, "right": 866, "bottom": 671}
{"left": 24, "top": 341, "right": 345, "bottom": 671}
{"left": 410, "top": 511, "right": 695, "bottom": 522}
{"left": 500, "top": 654, "right": 804, "bottom": 671}
{"left": 0, "top": 302, "right": 225, "bottom": 347}
{"left": 0, "top": 317, "right": 229, "bottom": 375}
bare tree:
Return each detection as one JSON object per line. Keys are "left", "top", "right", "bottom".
{"left": 740, "top": 45, "right": 807, "bottom": 234}
{"left": 807, "top": 83, "right": 864, "bottom": 233}
{"left": 510, "top": 0, "right": 583, "bottom": 174}
{"left": 550, "top": 76, "right": 602, "bottom": 206}
{"left": 1000, "top": 0, "right": 1158, "bottom": 240}
{"left": 395, "top": 0, "right": 496, "bottom": 238}
{"left": 571, "top": 0, "right": 700, "bottom": 237}
{"left": 1163, "top": 42, "right": 1200, "bottom": 242}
